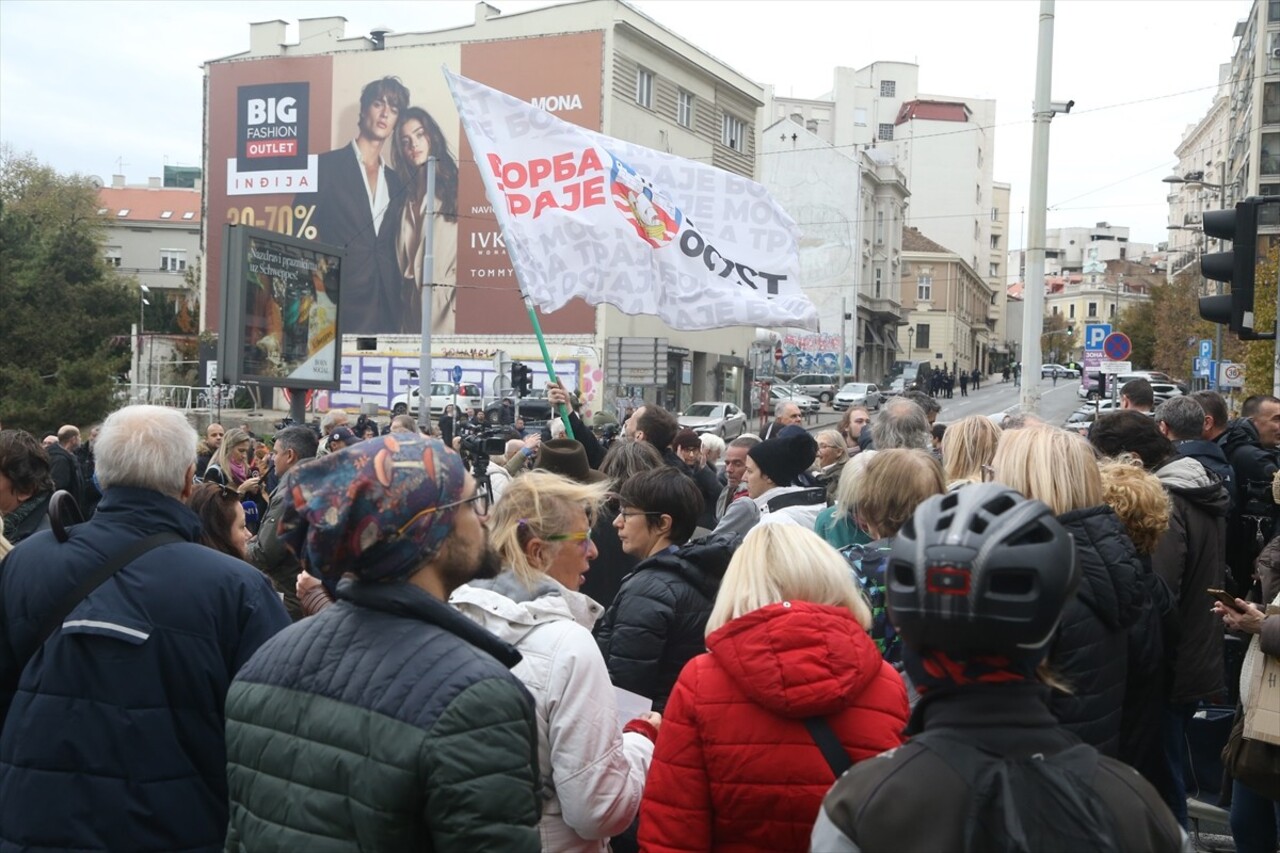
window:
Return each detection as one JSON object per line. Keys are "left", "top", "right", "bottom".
{"left": 1109, "top": 303, "right": 1116, "bottom": 318}
{"left": 1271, "top": 0, "right": 1280, "bottom": 22}
{"left": 97, "top": 207, "right": 108, "bottom": 215}
{"left": 160, "top": 210, "right": 173, "bottom": 219}
{"left": 722, "top": 113, "right": 746, "bottom": 150}
{"left": 880, "top": 80, "right": 896, "bottom": 97}
{"left": 976, "top": 185, "right": 982, "bottom": 204}
{"left": 116, "top": 209, "right": 130, "bottom": 217}
{"left": 635, "top": 68, "right": 653, "bottom": 108}
{"left": 916, "top": 323, "right": 930, "bottom": 350}
{"left": 1052, "top": 306, "right": 1059, "bottom": 315}
{"left": 989, "top": 263, "right": 999, "bottom": 278}
{"left": 874, "top": 267, "right": 883, "bottom": 298}
{"left": 876, "top": 210, "right": 885, "bottom": 244}
{"left": 1088, "top": 302, "right": 1098, "bottom": 318}
{"left": 877, "top": 123, "right": 894, "bottom": 141}
{"left": 677, "top": 90, "right": 694, "bottom": 128}
{"left": 160, "top": 248, "right": 187, "bottom": 272}
{"left": 917, "top": 274, "right": 932, "bottom": 302}
{"left": 990, "top": 235, "right": 1000, "bottom": 249}
{"left": 182, "top": 211, "right": 195, "bottom": 220}
{"left": 1263, "top": 132, "right": 1280, "bottom": 176}
{"left": 853, "top": 108, "right": 868, "bottom": 127}
{"left": 1267, "top": 82, "right": 1280, "bottom": 126}
{"left": 991, "top": 207, "right": 999, "bottom": 221}
{"left": 1068, "top": 304, "right": 1076, "bottom": 319}
{"left": 104, "top": 246, "right": 122, "bottom": 268}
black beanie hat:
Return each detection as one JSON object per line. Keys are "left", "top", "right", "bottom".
{"left": 748, "top": 426, "right": 817, "bottom": 486}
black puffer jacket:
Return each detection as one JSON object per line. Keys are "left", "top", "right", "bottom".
{"left": 1152, "top": 456, "right": 1229, "bottom": 703}
{"left": 595, "top": 534, "right": 736, "bottom": 712}
{"left": 1049, "top": 506, "right": 1160, "bottom": 762}
{"left": 1218, "top": 418, "right": 1280, "bottom": 590}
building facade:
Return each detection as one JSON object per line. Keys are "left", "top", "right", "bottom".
{"left": 900, "top": 227, "right": 997, "bottom": 378}
{"left": 759, "top": 118, "right": 908, "bottom": 384}
{"left": 203, "top": 1, "right": 774, "bottom": 417}
{"left": 97, "top": 176, "right": 201, "bottom": 294}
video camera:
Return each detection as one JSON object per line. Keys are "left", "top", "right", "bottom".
{"left": 459, "top": 428, "right": 509, "bottom": 460}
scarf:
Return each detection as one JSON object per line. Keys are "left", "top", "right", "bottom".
{"left": 229, "top": 458, "right": 248, "bottom": 484}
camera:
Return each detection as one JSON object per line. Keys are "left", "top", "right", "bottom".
{"left": 460, "top": 429, "right": 509, "bottom": 459}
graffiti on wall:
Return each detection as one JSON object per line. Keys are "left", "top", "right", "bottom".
{"left": 778, "top": 333, "right": 852, "bottom": 375}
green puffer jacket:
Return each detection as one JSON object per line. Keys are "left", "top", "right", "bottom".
{"left": 224, "top": 580, "right": 541, "bottom": 851}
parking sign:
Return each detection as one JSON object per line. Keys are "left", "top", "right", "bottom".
{"left": 1199, "top": 339, "right": 1213, "bottom": 360}
{"left": 1084, "top": 324, "right": 1111, "bottom": 351}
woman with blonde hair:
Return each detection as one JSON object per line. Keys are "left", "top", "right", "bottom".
{"left": 843, "top": 449, "right": 945, "bottom": 667}
{"left": 639, "top": 524, "right": 908, "bottom": 852}
{"left": 450, "top": 471, "right": 658, "bottom": 852}
{"left": 1098, "top": 458, "right": 1171, "bottom": 558}
{"left": 202, "top": 428, "right": 263, "bottom": 500}
{"left": 940, "top": 414, "right": 1002, "bottom": 490}
{"left": 992, "top": 426, "right": 1165, "bottom": 783}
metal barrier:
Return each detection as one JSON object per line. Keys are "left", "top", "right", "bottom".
{"left": 128, "top": 385, "right": 252, "bottom": 412}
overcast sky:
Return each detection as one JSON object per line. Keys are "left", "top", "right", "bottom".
{"left": 0, "top": 0, "right": 1249, "bottom": 251}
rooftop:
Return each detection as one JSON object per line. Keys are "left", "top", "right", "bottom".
{"left": 98, "top": 186, "right": 201, "bottom": 224}
{"left": 901, "top": 226, "right": 954, "bottom": 255}
{"left": 895, "top": 99, "right": 971, "bottom": 126}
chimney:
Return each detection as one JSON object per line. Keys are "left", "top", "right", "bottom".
{"left": 248, "top": 19, "right": 288, "bottom": 55}
{"left": 112, "top": 174, "right": 126, "bottom": 188}
{"left": 148, "top": 177, "right": 162, "bottom": 189}
{"left": 369, "top": 25, "right": 391, "bottom": 50}
{"left": 476, "top": 2, "right": 502, "bottom": 24}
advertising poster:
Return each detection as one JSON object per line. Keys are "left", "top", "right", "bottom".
{"left": 220, "top": 224, "right": 343, "bottom": 389}
{"left": 204, "top": 32, "right": 603, "bottom": 338}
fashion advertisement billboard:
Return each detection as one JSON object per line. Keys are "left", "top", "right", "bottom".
{"left": 218, "top": 224, "right": 343, "bottom": 389}
{"left": 204, "top": 32, "right": 603, "bottom": 338}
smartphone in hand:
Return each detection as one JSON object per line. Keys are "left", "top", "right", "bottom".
{"left": 1207, "top": 588, "right": 1246, "bottom": 613}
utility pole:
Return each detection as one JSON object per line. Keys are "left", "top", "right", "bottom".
{"left": 1019, "top": 0, "right": 1063, "bottom": 414}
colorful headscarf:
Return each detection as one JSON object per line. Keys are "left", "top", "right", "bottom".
{"left": 277, "top": 434, "right": 467, "bottom": 583}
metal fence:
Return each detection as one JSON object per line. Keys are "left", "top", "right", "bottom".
{"left": 128, "top": 384, "right": 254, "bottom": 412}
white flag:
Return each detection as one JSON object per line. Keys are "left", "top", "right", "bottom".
{"left": 445, "top": 70, "right": 817, "bottom": 332}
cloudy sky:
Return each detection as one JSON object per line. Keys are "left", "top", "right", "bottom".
{"left": 0, "top": 0, "right": 1248, "bottom": 250}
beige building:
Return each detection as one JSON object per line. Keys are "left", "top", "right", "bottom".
{"left": 900, "top": 227, "right": 997, "bottom": 377}
{"left": 97, "top": 176, "right": 201, "bottom": 294}
{"left": 1041, "top": 260, "right": 1157, "bottom": 361}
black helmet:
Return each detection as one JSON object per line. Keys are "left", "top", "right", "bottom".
{"left": 887, "top": 484, "right": 1079, "bottom": 656}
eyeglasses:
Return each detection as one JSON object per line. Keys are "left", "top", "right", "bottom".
{"left": 396, "top": 491, "right": 487, "bottom": 536}
{"left": 543, "top": 529, "right": 594, "bottom": 554}
{"left": 617, "top": 509, "right": 663, "bottom": 521}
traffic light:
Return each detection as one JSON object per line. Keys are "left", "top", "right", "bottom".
{"left": 511, "top": 362, "right": 521, "bottom": 391}
{"left": 511, "top": 362, "right": 532, "bottom": 397}
{"left": 1199, "top": 197, "right": 1273, "bottom": 340}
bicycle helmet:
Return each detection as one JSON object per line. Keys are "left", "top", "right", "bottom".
{"left": 887, "top": 484, "right": 1079, "bottom": 656}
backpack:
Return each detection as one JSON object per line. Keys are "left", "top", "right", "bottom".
{"left": 840, "top": 538, "right": 900, "bottom": 666}
{"left": 914, "top": 728, "right": 1122, "bottom": 853}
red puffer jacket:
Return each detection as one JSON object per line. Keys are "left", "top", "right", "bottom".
{"left": 638, "top": 601, "right": 909, "bottom": 853}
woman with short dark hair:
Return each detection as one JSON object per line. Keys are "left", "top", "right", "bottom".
{"left": 596, "top": 468, "right": 735, "bottom": 712}
{"left": 0, "top": 429, "right": 54, "bottom": 544}
{"left": 185, "top": 482, "right": 252, "bottom": 560}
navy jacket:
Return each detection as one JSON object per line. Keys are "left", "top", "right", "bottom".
{"left": 0, "top": 486, "right": 289, "bottom": 852}
{"left": 1174, "top": 438, "right": 1235, "bottom": 509}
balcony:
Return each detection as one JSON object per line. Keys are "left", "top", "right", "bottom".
{"left": 857, "top": 291, "right": 902, "bottom": 323}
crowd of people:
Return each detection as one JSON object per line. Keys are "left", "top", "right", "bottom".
{"left": 0, "top": 380, "right": 1277, "bottom": 851}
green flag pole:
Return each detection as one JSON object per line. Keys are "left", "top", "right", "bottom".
{"left": 524, "top": 297, "right": 576, "bottom": 440}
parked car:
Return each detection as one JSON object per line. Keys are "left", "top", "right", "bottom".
{"left": 1078, "top": 371, "right": 1186, "bottom": 401}
{"left": 391, "top": 382, "right": 484, "bottom": 417}
{"left": 766, "top": 384, "right": 821, "bottom": 415}
{"left": 679, "top": 402, "right": 747, "bottom": 438}
{"left": 832, "top": 382, "right": 882, "bottom": 412}
{"left": 483, "top": 389, "right": 554, "bottom": 424}
{"left": 785, "top": 373, "right": 840, "bottom": 404}
{"left": 1041, "top": 363, "right": 1079, "bottom": 379}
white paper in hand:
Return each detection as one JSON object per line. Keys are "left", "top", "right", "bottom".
{"left": 615, "top": 686, "right": 653, "bottom": 733}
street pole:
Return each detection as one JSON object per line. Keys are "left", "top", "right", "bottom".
{"left": 1019, "top": 0, "right": 1055, "bottom": 414}
{"left": 838, "top": 296, "right": 847, "bottom": 387}
{"left": 417, "top": 157, "right": 437, "bottom": 434}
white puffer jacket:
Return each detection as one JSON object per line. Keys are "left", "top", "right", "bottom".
{"left": 451, "top": 572, "right": 653, "bottom": 852}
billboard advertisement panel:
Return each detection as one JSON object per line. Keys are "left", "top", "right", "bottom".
{"left": 218, "top": 224, "right": 343, "bottom": 389}
{"left": 205, "top": 32, "right": 603, "bottom": 337}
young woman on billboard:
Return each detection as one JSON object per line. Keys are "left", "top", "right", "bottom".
{"left": 395, "top": 106, "right": 459, "bottom": 335}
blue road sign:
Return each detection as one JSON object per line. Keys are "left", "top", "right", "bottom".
{"left": 1103, "top": 332, "right": 1132, "bottom": 361}
{"left": 1199, "top": 339, "right": 1213, "bottom": 360}
{"left": 451, "top": 364, "right": 463, "bottom": 383}
{"left": 1085, "top": 324, "right": 1111, "bottom": 351}
{"left": 1194, "top": 357, "right": 1210, "bottom": 377}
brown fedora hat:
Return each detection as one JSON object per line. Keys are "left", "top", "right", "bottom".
{"left": 533, "top": 439, "right": 609, "bottom": 484}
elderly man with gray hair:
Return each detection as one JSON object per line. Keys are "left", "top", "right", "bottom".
{"left": 870, "top": 397, "right": 934, "bottom": 453}
{"left": 0, "top": 405, "right": 289, "bottom": 851}
{"left": 1155, "top": 395, "right": 1234, "bottom": 506}
{"left": 317, "top": 410, "right": 352, "bottom": 456}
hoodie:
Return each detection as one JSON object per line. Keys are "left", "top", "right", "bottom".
{"left": 450, "top": 572, "right": 653, "bottom": 853}
{"left": 637, "top": 602, "right": 909, "bottom": 853}
{"left": 1152, "top": 455, "right": 1229, "bottom": 703}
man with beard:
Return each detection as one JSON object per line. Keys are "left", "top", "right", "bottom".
{"left": 296, "top": 77, "right": 408, "bottom": 334}
{"left": 224, "top": 436, "right": 541, "bottom": 849}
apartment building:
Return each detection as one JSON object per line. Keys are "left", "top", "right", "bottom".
{"left": 900, "top": 227, "right": 997, "bottom": 377}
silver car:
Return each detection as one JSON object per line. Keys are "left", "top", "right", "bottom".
{"left": 832, "top": 382, "right": 881, "bottom": 412}
{"left": 769, "top": 385, "right": 820, "bottom": 414}
{"left": 786, "top": 373, "right": 840, "bottom": 404}
{"left": 679, "top": 402, "right": 747, "bottom": 438}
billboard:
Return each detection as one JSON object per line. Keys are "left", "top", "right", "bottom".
{"left": 218, "top": 224, "right": 343, "bottom": 389}
{"left": 204, "top": 32, "right": 603, "bottom": 337}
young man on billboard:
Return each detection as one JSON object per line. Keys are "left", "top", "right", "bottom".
{"left": 296, "top": 77, "right": 409, "bottom": 335}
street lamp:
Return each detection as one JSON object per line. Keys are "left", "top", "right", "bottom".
{"left": 139, "top": 284, "right": 151, "bottom": 401}
{"left": 907, "top": 325, "right": 915, "bottom": 353}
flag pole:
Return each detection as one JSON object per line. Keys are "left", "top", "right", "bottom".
{"left": 523, "top": 297, "right": 576, "bottom": 440}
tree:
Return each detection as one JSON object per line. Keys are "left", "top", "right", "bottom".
{"left": 1115, "top": 298, "right": 1155, "bottom": 371}
{"left": 0, "top": 146, "right": 135, "bottom": 433}
{"left": 1243, "top": 241, "right": 1280, "bottom": 399}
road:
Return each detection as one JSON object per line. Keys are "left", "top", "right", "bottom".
{"left": 797, "top": 375, "right": 1090, "bottom": 432}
